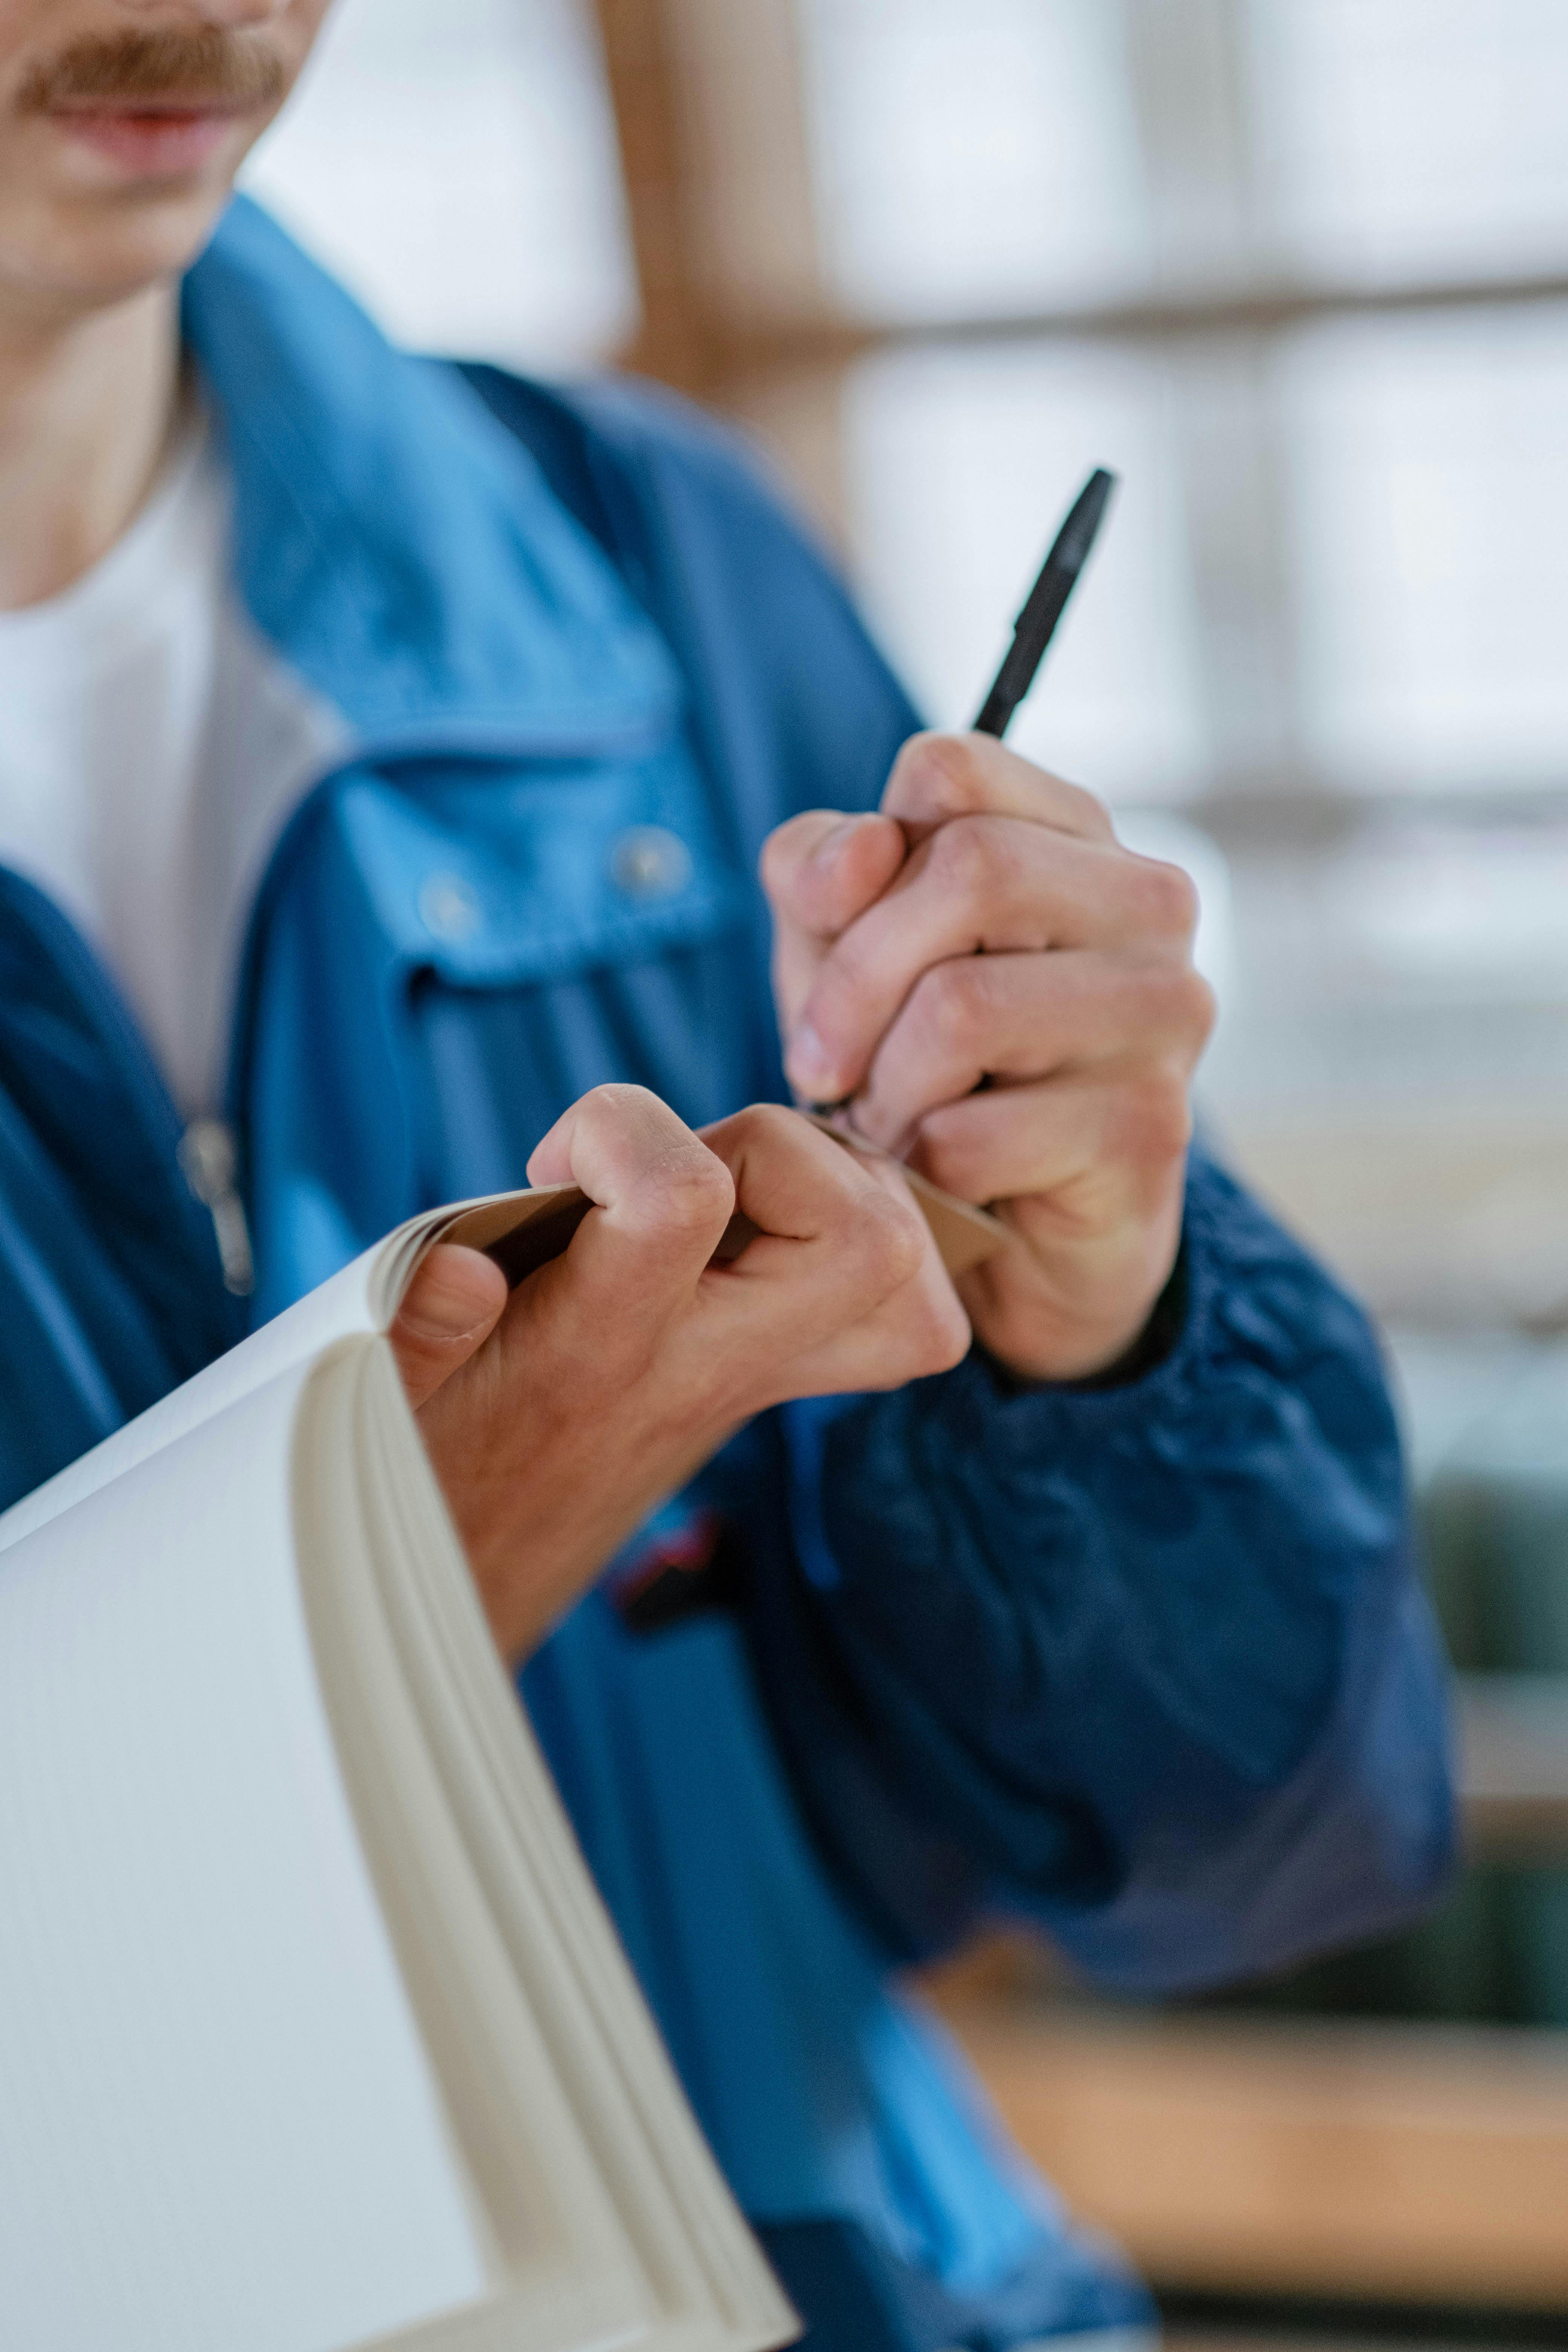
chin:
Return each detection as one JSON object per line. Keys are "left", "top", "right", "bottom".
{"left": 6, "top": 179, "right": 239, "bottom": 316}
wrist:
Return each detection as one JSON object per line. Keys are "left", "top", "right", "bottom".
{"left": 980, "top": 1241, "right": 1190, "bottom": 1395}
{"left": 432, "top": 1393, "right": 744, "bottom": 1664}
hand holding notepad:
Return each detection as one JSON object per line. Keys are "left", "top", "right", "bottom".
{"left": 400, "top": 1087, "right": 1003, "bottom": 1663}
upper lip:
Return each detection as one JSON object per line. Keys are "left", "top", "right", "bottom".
{"left": 46, "top": 94, "right": 247, "bottom": 116}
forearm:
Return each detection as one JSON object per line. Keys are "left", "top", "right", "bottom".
{"left": 744, "top": 1148, "right": 1456, "bottom": 1978}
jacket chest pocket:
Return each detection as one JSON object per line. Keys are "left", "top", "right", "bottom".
{"left": 238, "top": 739, "right": 779, "bottom": 1307}
{"left": 335, "top": 738, "right": 753, "bottom": 992}
{"left": 316, "top": 741, "right": 771, "bottom": 1199}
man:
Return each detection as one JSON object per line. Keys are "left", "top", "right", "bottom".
{"left": 0, "top": 5, "right": 1452, "bottom": 2347}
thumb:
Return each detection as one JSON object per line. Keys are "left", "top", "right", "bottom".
{"left": 390, "top": 1242, "right": 509, "bottom": 1410}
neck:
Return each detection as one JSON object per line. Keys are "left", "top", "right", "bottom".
{"left": 0, "top": 283, "right": 181, "bottom": 611}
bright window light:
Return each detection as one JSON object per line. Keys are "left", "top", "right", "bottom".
{"left": 241, "top": 0, "right": 637, "bottom": 372}
{"left": 797, "top": 0, "right": 1152, "bottom": 321}
{"left": 1246, "top": 0, "right": 1568, "bottom": 285}
{"left": 1277, "top": 305, "right": 1568, "bottom": 795}
{"left": 1333, "top": 825, "right": 1568, "bottom": 997}
{"left": 842, "top": 342, "right": 1210, "bottom": 803}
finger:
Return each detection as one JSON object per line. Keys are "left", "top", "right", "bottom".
{"left": 773, "top": 1233, "right": 972, "bottom": 1396}
{"left": 851, "top": 950, "right": 1214, "bottom": 1156}
{"left": 786, "top": 817, "right": 1199, "bottom": 1102}
{"left": 695, "top": 1113, "right": 971, "bottom": 1393}
{"left": 882, "top": 730, "right": 1116, "bottom": 842}
{"left": 520, "top": 1083, "right": 736, "bottom": 1331}
{"left": 392, "top": 1243, "right": 509, "bottom": 1410}
{"left": 763, "top": 810, "right": 908, "bottom": 1047}
{"left": 695, "top": 1103, "right": 935, "bottom": 1341}
{"left": 760, "top": 808, "right": 907, "bottom": 943}
{"left": 907, "top": 1066, "right": 1193, "bottom": 1217}
{"left": 789, "top": 1151, "right": 971, "bottom": 1387}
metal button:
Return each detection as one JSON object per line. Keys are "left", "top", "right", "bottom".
{"left": 418, "top": 871, "right": 482, "bottom": 942}
{"left": 610, "top": 825, "right": 692, "bottom": 902}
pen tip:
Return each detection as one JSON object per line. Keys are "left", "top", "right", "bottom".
{"left": 1056, "top": 468, "right": 1117, "bottom": 568}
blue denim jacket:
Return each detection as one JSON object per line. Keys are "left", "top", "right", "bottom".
{"left": 0, "top": 201, "right": 1453, "bottom": 2352}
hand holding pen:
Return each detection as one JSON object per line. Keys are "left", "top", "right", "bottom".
{"left": 760, "top": 466, "right": 1215, "bottom": 1383}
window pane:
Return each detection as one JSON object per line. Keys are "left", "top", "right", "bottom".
{"left": 842, "top": 343, "right": 1208, "bottom": 801}
{"left": 1326, "top": 824, "right": 1568, "bottom": 998}
{"left": 797, "top": 0, "right": 1151, "bottom": 322}
{"left": 241, "top": 0, "right": 637, "bottom": 371}
{"left": 1277, "top": 305, "right": 1568, "bottom": 795}
{"left": 1246, "top": 0, "right": 1568, "bottom": 285}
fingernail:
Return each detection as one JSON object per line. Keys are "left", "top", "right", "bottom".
{"left": 787, "top": 1022, "right": 838, "bottom": 1093}
{"left": 812, "top": 816, "right": 863, "bottom": 871}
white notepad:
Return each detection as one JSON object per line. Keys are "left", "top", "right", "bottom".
{"left": 0, "top": 1186, "right": 800, "bottom": 2352}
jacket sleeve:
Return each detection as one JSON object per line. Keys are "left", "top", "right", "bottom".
{"left": 741, "top": 1146, "right": 1456, "bottom": 1989}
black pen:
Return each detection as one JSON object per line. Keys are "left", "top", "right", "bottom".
{"left": 805, "top": 466, "right": 1118, "bottom": 1115}
{"left": 972, "top": 465, "right": 1117, "bottom": 738}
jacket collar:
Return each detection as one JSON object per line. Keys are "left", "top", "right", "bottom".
{"left": 181, "top": 196, "right": 679, "bottom": 759}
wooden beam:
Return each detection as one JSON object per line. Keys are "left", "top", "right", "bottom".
{"left": 589, "top": 0, "right": 850, "bottom": 533}
{"left": 590, "top": 0, "right": 722, "bottom": 394}
{"left": 934, "top": 1998, "right": 1568, "bottom": 2305}
{"left": 703, "top": 266, "right": 1568, "bottom": 381}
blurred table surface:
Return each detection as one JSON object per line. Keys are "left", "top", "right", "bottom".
{"left": 917, "top": 1971, "right": 1568, "bottom": 2311}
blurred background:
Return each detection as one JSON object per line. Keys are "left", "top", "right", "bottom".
{"left": 244, "top": 4, "right": 1568, "bottom": 2340}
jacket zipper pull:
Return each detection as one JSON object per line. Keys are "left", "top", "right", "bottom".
{"left": 177, "top": 1119, "right": 256, "bottom": 1298}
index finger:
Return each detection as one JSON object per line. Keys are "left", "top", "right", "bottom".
{"left": 697, "top": 1102, "right": 936, "bottom": 1340}
{"left": 520, "top": 1083, "right": 737, "bottom": 1329}
{"left": 883, "top": 730, "right": 1115, "bottom": 841}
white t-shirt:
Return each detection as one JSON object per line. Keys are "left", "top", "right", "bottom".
{"left": 0, "top": 409, "right": 347, "bottom": 1115}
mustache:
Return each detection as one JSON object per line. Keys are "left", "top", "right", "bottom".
{"left": 17, "top": 28, "right": 286, "bottom": 114}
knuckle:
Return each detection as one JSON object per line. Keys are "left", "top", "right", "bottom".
{"left": 869, "top": 1282, "right": 971, "bottom": 1390}
{"left": 851, "top": 1181, "right": 928, "bottom": 1294}
{"left": 1132, "top": 854, "right": 1199, "bottom": 938}
{"left": 730, "top": 1101, "right": 798, "bottom": 1155}
{"left": 1121, "top": 1069, "right": 1193, "bottom": 1172}
{"left": 1175, "top": 965, "right": 1217, "bottom": 1049}
{"left": 912, "top": 959, "right": 986, "bottom": 1058}
{"left": 583, "top": 1080, "right": 651, "bottom": 1122}
{"left": 927, "top": 813, "right": 998, "bottom": 903}
{"left": 643, "top": 1144, "right": 736, "bottom": 1235}
{"left": 1132, "top": 956, "right": 1215, "bottom": 1050}
{"left": 893, "top": 729, "right": 986, "bottom": 815}
{"left": 578, "top": 1084, "right": 736, "bottom": 1233}
{"left": 1061, "top": 777, "right": 1116, "bottom": 839}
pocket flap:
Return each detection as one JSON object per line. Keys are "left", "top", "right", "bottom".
{"left": 336, "top": 741, "right": 752, "bottom": 990}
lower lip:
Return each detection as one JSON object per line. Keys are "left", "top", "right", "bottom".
{"left": 52, "top": 107, "right": 236, "bottom": 178}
